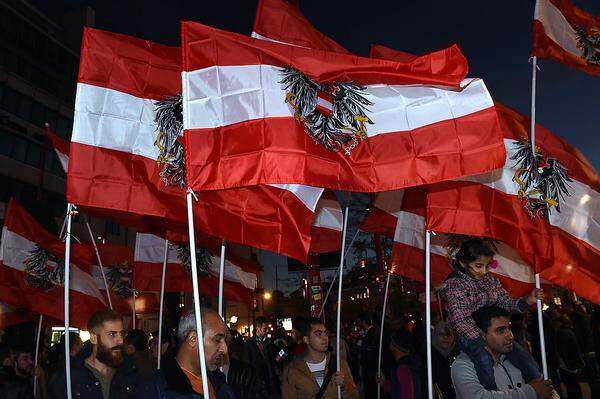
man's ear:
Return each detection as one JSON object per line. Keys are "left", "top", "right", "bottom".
{"left": 90, "top": 333, "right": 98, "bottom": 345}
{"left": 302, "top": 335, "right": 309, "bottom": 346}
{"left": 187, "top": 330, "right": 198, "bottom": 348}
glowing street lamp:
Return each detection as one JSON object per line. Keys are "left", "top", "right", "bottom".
{"left": 263, "top": 291, "right": 272, "bottom": 300}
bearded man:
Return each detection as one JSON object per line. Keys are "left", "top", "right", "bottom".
{"left": 48, "top": 310, "right": 142, "bottom": 399}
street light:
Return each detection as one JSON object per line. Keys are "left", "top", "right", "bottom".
{"left": 263, "top": 291, "right": 272, "bottom": 300}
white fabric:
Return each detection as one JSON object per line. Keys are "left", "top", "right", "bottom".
{"left": 183, "top": 65, "right": 494, "bottom": 135}
{"left": 72, "top": 83, "right": 324, "bottom": 210}
{"left": 55, "top": 150, "right": 69, "bottom": 172}
{"left": 0, "top": 228, "right": 106, "bottom": 303}
{"left": 312, "top": 199, "right": 343, "bottom": 231}
{"left": 134, "top": 233, "right": 257, "bottom": 290}
{"left": 535, "top": 0, "right": 581, "bottom": 57}
{"left": 306, "top": 356, "right": 327, "bottom": 387}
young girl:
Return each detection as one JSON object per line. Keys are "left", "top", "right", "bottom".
{"left": 440, "top": 238, "right": 543, "bottom": 391}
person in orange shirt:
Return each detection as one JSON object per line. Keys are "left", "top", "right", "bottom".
{"left": 150, "top": 308, "right": 236, "bottom": 398}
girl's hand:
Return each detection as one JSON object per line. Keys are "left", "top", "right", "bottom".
{"left": 527, "top": 288, "right": 544, "bottom": 306}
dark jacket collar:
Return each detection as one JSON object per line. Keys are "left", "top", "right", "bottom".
{"left": 73, "top": 341, "right": 136, "bottom": 378}
{"left": 161, "top": 354, "right": 196, "bottom": 395}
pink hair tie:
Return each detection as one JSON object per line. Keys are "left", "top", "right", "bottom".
{"left": 490, "top": 260, "right": 499, "bottom": 269}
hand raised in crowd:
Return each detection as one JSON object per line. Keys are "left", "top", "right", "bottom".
{"left": 526, "top": 288, "right": 545, "bottom": 306}
{"left": 333, "top": 371, "right": 345, "bottom": 387}
{"left": 528, "top": 377, "right": 554, "bottom": 399}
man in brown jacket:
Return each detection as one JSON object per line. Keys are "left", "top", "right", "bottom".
{"left": 281, "top": 318, "right": 359, "bottom": 399}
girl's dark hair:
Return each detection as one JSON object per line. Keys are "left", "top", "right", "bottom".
{"left": 454, "top": 238, "right": 495, "bottom": 271}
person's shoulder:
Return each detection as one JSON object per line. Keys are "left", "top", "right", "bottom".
{"left": 451, "top": 352, "right": 474, "bottom": 370}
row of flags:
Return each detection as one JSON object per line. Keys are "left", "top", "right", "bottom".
{"left": 1, "top": 0, "right": 598, "bottom": 328}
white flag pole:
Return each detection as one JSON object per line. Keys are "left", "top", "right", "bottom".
{"left": 218, "top": 240, "right": 226, "bottom": 318}
{"left": 425, "top": 230, "right": 433, "bottom": 399}
{"left": 131, "top": 290, "right": 136, "bottom": 329}
{"left": 64, "top": 203, "right": 74, "bottom": 399}
{"left": 376, "top": 271, "right": 392, "bottom": 399}
{"left": 318, "top": 228, "right": 360, "bottom": 319}
{"left": 83, "top": 216, "right": 112, "bottom": 309}
{"left": 335, "top": 199, "right": 350, "bottom": 399}
{"left": 33, "top": 313, "right": 43, "bottom": 397}
{"left": 186, "top": 190, "right": 211, "bottom": 398}
{"left": 530, "top": 54, "right": 549, "bottom": 380}
{"left": 157, "top": 238, "right": 169, "bottom": 370}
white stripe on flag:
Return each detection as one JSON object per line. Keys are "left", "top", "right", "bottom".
{"left": 134, "top": 233, "right": 180, "bottom": 264}
{"left": 55, "top": 151, "right": 69, "bottom": 172}
{"left": 183, "top": 65, "right": 494, "bottom": 133}
{"left": 535, "top": 0, "right": 580, "bottom": 57}
{"left": 313, "top": 199, "right": 343, "bottom": 231}
{"left": 72, "top": 84, "right": 324, "bottom": 211}
{"left": 316, "top": 96, "right": 333, "bottom": 112}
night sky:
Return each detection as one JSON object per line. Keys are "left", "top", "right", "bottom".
{"left": 35, "top": 0, "right": 600, "bottom": 293}
{"left": 44, "top": 0, "right": 600, "bottom": 169}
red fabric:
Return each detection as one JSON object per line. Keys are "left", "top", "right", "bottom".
{"left": 369, "top": 44, "right": 469, "bottom": 84}
{"left": 252, "top": 0, "right": 350, "bottom": 54}
{"left": 533, "top": 0, "right": 600, "bottom": 76}
{"left": 184, "top": 109, "right": 504, "bottom": 193}
{"left": 0, "top": 304, "right": 38, "bottom": 328}
{"left": 0, "top": 199, "right": 106, "bottom": 328}
{"left": 45, "top": 127, "right": 69, "bottom": 159}
{"left": 360, "top": 206, "right": 398, "bottom": 238}
{"left": 68, "top": 28, "right": 318, "bottom": 262}
{"left": 182, "top": 21, "right": 466, "bottom": 87}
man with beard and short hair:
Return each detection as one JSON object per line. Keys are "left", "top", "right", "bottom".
{"left": 0, "top": 343, "right": 34, "bottom": 399}
{"left": 451, "top": 306, "right": 556, "bottom": 399}
{"left": 151, "top": 308, "right": 236, "bottom": 398}
{"left": 47, "top": 310, "right": 142, "bottom": 399}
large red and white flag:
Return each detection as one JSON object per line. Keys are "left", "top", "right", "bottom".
{"left": 45, "top": 126, "right": 69, "bottom": 172}
{"left": 133, "top": 233, "right": 259, "bottom": 303}
{"left": 252, "top": 0, "right": 350, "bottom": 54}
{"left": 181, "top": 21, "right": 504, "bottom": 193}
{"left": 0, "top": 199, "right": 106, "bottom": 328}
{"left": 533, "top": 0, "right": 600, "bottom": 76}
{"left": 309, "top": 190, "right": 342, "bottom": 253}
{"left": 67, "top": 27, "right": 324, "bottom": 262}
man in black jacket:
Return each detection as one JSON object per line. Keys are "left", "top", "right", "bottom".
{"left": 243, "top": 317, "right": 279, "bottom": 399}
{"left": 0, "top": 343, "right": 33, "bottom": 399}
{"left": 47, "top": 310, "right": 142, "bottom": 399}
{"left": 357, "top": 313, "right": 379, "bottom": 397}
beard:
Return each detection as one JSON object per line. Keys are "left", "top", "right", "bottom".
{"left": 96, "top": 340, "right": 124, "bottom": 368}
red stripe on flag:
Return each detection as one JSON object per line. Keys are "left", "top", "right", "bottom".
{"left": 184, "top": 108, "right": 504, "bottom": 192}
{"left": 68, "top": 143, "right": 313, "bottom": 262}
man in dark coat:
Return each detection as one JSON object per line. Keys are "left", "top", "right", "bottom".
{"left": 243, "top": 317, "right": 279, "bottom": 398}
{"left": 47, "top": 310, "right": 142, "bottom": 399}
{"left": 0, "top": 343, "right": 33, "bottom": 399}
{"left": 357, "top": 313, "right": 379, "bottom": 397}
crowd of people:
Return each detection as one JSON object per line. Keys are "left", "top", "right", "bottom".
{"left": 0, "top": 239, "right": 598, "bottom": 398}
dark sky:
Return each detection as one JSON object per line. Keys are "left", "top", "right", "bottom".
{"left": 44, "top": 0, "right": 600, "bottom": 170}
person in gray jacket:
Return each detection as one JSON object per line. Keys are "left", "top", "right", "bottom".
{"left": 451, "top": 306, "right": 556, "bottom": 399}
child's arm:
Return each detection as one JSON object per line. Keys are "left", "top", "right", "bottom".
{"left": 493, "top": 278, "right": 531, "bottom": 314}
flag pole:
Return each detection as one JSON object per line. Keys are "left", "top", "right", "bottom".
{"left": 33, "top": 313, "right": 43, "bottom": 397}
{"left": 376, "top": 270, "right": 391, "bottom": 399}
{"left": 186, "top": 190, "right": 211, "bottom": 398}
{"left": 530, "top": 54, "right": 549, "bottom": 380}
{"left": 335, "top": 197, "right": 350, "bottom": 399}
{"left": 131, "top": 290, "right": 136, "bottom": 329}
{"left": 157, "top": 238, "right": 169, "bottom": 370}
{"left": 64, "top": 203, "right": 74, "bottom": 399}
{"left": 83, "top": 216, "right": 112, "bottom": 309}
{"left": 425, "top": 230, "right": 433, "bottom": 399}
{"left": 318, "top": 228, "right": 360, "bottom": 319}
{"left": 218, "top": 240, "right": 226, "bottom": 318}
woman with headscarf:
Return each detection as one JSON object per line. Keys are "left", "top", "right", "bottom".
{"left": 431, "top": 322, "right": 458, "bottom": 399}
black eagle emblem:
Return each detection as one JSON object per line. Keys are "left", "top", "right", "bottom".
{"left": 575, "top": 25, "right": 600, "bottom": 66}
{"left": 280, "top": 67, "right": 373, "bottom": 155}
{"left": 23, "top": 245, "right": 64, "bottom": 288}
{"left": 171, "top": 243, "right": 213, "bottom": 278}
{"left": 154, "top": 94, "right": 186, "bottom": 188}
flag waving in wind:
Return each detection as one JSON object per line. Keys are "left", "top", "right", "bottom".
{"left": 533, "top": 0, "right": 600, "bottom": 76}
{"left": 181, "top": 21, "right": 504, "bottom": 193}
{"left": 67, "top": 27, "right": 324, "bottom": 262}
{"left": 0, "top": 199, "right": 106, "bottom": 328}
{"left": 45, "top": 125, "right": 69, "bottom": 173}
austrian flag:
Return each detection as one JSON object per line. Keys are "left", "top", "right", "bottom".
{"left": 181, "top": 21, "right": 505, "bottom": 192}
